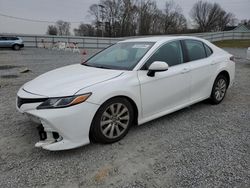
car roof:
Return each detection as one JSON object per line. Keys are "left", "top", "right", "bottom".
{"left": 120, "top": 36, "right": 205, "bottom": 43}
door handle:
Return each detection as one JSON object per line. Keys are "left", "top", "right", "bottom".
{"left": 181, "top": 68, "right": 190, "bottom": 74}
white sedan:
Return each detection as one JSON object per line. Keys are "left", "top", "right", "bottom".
{"left": 17, "top": 36, "right": 235, "bottom": 151}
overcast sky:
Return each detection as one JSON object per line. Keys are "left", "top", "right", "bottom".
{"left": 0, "top": 0, "right": 249, "bottom": 34}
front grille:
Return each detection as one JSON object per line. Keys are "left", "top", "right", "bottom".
{"left": 17, "top": 97, "right": 48, "bottom": 108}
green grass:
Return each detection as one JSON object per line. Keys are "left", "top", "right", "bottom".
{"left": 213, "top": 40, "right": 250, "bottom": 48}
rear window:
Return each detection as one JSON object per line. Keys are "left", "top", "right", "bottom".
{"left": 185, "top": 40, "right": 207, "bottom": 61}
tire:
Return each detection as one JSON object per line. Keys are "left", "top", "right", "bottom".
{"left": 210, "top": 74, "right": 228, "bottom": 104}
{"left": 13, "top": 44, "right": 21, "bottom": 50}
{"left": 90, "top": 97, "right": 134, "bottom": 144}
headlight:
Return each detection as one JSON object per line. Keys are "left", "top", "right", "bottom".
{"left": 37, "top": 93, "right": 91, "bottom": 109}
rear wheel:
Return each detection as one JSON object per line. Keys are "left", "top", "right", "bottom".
{"left": 13, "top": 44, "right": 21, "bottom": 50}
{"left": 90, "top": 97, "right": 134, "bottom": 143}
{"left": 210, "top": 74, "right": 228, "bottom": 104}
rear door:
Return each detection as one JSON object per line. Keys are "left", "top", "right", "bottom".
{"left": 183, "top": 40, "right": 214, "bottom": 101}
{"left": 6, "top": 37, "right": 16, "bottom": 47}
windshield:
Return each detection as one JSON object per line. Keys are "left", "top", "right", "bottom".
{"left": 83, "top": 42, "right": 155, "bottom": 70}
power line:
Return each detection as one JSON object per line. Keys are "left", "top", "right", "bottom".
{"left": 0, "top": 12, "right": 83, "bottom": 24}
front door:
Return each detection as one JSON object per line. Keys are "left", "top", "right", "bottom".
{"left": 138, "top": 40, "right": 191, "bottom": 119}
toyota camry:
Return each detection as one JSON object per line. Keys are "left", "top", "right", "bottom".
{"left": 17, "top": 36, "right": 235, "bottom": 151}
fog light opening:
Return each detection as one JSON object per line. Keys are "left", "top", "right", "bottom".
{"left": 35, "top": 125, "right": 63, "bottom": 148}
{"left": 37, "top": 125, "right": 47, "bottom": 141}
{"left": 52, "top": 132, "right": 60, "bottom": 140}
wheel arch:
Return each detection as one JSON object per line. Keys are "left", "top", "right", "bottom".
{"left": 12, "top": 43, "right": 19, "bottom": 47}
{"left": 217, "top": 70, "right": 230, "bottom": 88}
{"left": 95, "top": 95, "right": 139, "bottom": 125}
{"left": 12, "top": 43, "right": 21, "bottom": 50}
{"left": 89, "top": 95, "right": 139, "bottom": 141}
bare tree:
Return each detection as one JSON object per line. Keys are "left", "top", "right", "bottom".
{"left": 216, "top": 12, "right": 236, "bottom": 30}
{"left": 138, "top": 0, "right": 158, "bottom": 35}
{"left": 150, "top": 9, "right": 165, "bottom": 34}
{"left": 190, "top": 1, "right": 234, "bottom": 32}
{"left": 74, "top": 23, "right": 96, "bottom": 36}
{"left": 87, "top": 0, "right": 239, "bottom": 36}
{"left": 163, "top": 1, "right": 187, "bottom": 34}
{"left": 56, "top": 20, "right": 71, "bottom": 36}
{"left": 89, "top": 4, "right": 101, "bottom": 36}
{"left": 46, "top": 25, "right": 58, "bottom": 35}
{"left": 101, "top": 0, "right": 123, "bottom": 37}
{"left": 120, "top": 0, "right": 138, "bottom": 36}
{"left": 89, "top": 0, "right": 138, "bottom": 37}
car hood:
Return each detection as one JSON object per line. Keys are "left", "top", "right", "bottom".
{"left": 23, "top": 64, "right": 123, "bottom": 97}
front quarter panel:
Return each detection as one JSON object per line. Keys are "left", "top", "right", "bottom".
{"left": 76, "top": 71, "right": 142, "bottom": 121}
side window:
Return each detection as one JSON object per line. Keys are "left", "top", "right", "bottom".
{"left": 204, "top": 44, "right": 213, "bottom": 57}
{"left": 185, "top": 40, "right": 206, "bottom": 61}
{"left": 10, "top": 37, "right": 17, "bottom": 40}
{"left": 145, "top": 40, "right": 183, "bottom": 68}
{"left": 6, "top": 37, "right": 12, "bottom": 40}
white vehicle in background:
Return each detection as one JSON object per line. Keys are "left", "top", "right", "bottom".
{"left": 16, "top": 36, "right": 235, "bottom": 151}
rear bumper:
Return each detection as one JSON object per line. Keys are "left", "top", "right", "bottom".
{"left": 228, "top": 60, "right": 235, "bottom": 88}
{"left": 17, "top": 88, "right": 100, "bottom": 151}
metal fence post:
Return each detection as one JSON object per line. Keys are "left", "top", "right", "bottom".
{"left": 35, "top": 36, "right": 38, "bottom": 48}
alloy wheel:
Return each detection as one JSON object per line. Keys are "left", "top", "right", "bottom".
{"left": 214, "top": 78, "right": 227, "bottom": 101}
{"left": 100, "top": 103, "right": 130, "bottom": 139}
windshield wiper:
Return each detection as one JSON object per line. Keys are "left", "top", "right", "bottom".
{"left": 82, "top": 63, "right": 111, "bottom": 69}
{"left": 82, "top": 63, "right": 92, "bottom": 67}
{"left": 94, "top": 66, "right": 111, "bottom": 69}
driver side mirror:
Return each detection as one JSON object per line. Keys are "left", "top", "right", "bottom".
{"left": 147, "top": 61, "right": 169, "bottom": 77}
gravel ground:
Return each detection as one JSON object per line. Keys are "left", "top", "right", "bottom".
{"left": 0, "top": 48, "right": 249, "bottom": 188}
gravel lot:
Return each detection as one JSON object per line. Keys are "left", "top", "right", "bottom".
{"left": 0, "top": 48, "right": 249, "bottom": 188}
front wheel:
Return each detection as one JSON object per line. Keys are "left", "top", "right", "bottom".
{"left": 90, "top": 97, "right": 134, "bottom": 144}
{"left": 210, "top": 75, "right": 228, "bottom": 104}
{"left": 13, "top": 44, "right": 21, "bottom": 50}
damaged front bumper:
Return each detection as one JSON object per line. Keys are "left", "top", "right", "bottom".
{"left": 16, "top": 88, "right": 100, "bottom": 151}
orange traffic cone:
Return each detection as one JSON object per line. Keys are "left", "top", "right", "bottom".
{"left": 82, "top": 49, "right": 87, "bottom": 56}
{"left": 81, "top": 49, "right": 88, "bottom": 64}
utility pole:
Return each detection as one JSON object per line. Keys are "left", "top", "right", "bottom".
{"left": 140, "top": 0, "right": 143, "bottom": 35}
{"left": 98, "top": 4, "right": 105, "bottom": 37}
